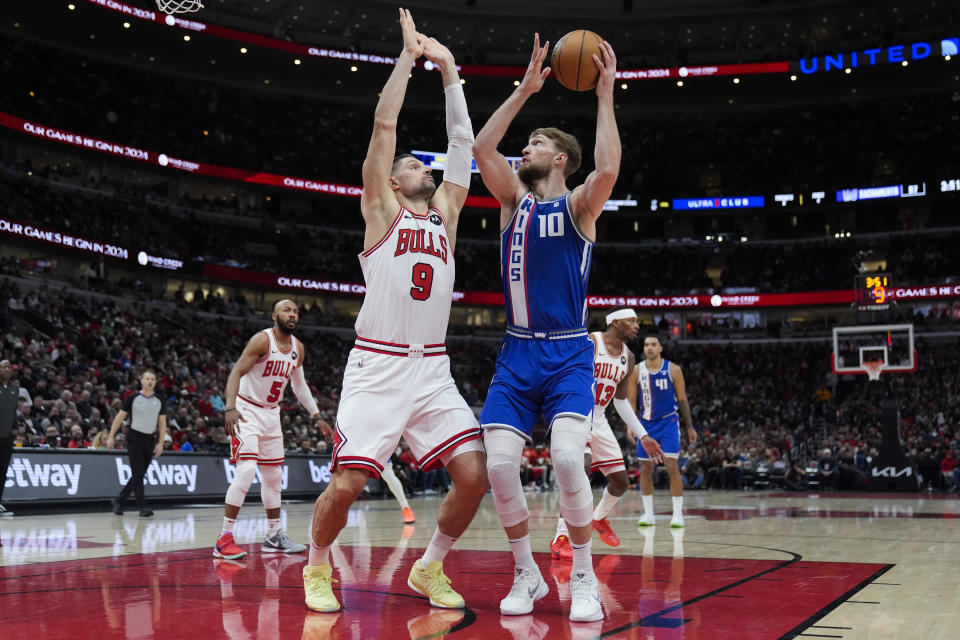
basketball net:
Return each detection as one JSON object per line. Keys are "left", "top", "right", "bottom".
{"left": 862, "top": 361, "right": 884, "bottom": 382}
{"left": 156, "top": 0, "right": 204, "bottom": 14}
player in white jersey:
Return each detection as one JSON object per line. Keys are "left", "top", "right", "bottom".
{"left": 549, "top": 308, "right": 663, "bottom": 557}
{"left": 302, "top": 10, "right": 487, "bottom": 614}
{"left": 215, "top": 299, "right": 332, "bottom": 560}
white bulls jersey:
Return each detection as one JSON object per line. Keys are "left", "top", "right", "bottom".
{"left": 355, "top": 206, "right": 454, "bottom": 347}
{"left": 590, "top": 332, "right": 631, "bottom": 411}
{"left": 237, "top": 328, "right": 301, "bottom": 408}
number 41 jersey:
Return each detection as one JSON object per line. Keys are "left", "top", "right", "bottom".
{"left": 355, "top": 206, "right": 454, "bottom": 346}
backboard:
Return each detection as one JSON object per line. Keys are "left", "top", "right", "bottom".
{"left": 831, "top": 324, "right": 916, "bottom": 381}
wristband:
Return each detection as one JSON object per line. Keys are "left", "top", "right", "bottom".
{"left": 225, "top": 407, "right": 238, "bottom": 414}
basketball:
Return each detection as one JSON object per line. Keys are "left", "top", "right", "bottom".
{"left": 551, "top": 29, "right": 605, "bottom": 91}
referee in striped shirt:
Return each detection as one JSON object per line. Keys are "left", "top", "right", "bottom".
{"left": 107, "top": 369, "right": 167, "bottom": 517}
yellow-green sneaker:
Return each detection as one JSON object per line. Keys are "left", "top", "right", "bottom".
{"left": 407, "top": 559, "right": 465, "bottom": 609}
{"left": 303, "top": 564, "right": 340, "bottom": 612}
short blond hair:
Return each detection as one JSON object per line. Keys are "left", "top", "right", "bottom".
{"left": 530, "top": 127, "right": 581, "bottom": 177}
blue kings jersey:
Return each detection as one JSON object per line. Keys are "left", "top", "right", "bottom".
{"left": 500, "top": 192, "right": 593, "bottom": 331}
{"left": 637, "top": 359, "right": 678, "bottom": 422}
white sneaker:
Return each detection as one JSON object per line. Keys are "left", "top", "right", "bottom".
{"left": 637, "top": 513, "right": 656, "bottom": 527}
{"left": 262, "top": 529, "right": 308, "bottom": 554}
{"left": 670, "top": 514, "right": 684, "bottom": 528}
{"left": 569, "top": 570, "right": 604, "bottom": 622}
{"left": 500, "top": 565, "right": 549, "bottom": 615}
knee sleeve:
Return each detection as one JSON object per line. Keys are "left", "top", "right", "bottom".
{"left": 483, "top": 429, "right": 529, "bottom": 528}
{"left": 225, "top": 458, "right": 258, "bottom": 508}
{"left": 259, "top": 464, "right": 283, "bottom": 510}
{"left": 551, "top": 417, "right": 594, "bottom": 527}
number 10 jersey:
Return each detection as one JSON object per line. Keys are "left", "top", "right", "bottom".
{"left": 355, "top": 206, "right": 454, "bottom": 346}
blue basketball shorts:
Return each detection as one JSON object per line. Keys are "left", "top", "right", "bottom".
{"left": 480, "top": 334, "right": 594, "bottom": 440}
{"left": 636, "top": 414, "right": 681, "bottom": 459}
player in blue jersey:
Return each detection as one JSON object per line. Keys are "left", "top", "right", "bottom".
{"left": 472, "top": 33, "right": 620, "bottom": 623}
{"left": 628, "top": 334, "right": 697, "bottom": 528}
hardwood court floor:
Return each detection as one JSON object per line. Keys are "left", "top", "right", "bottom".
{"left": 1, "top": 489, "right": 958, "bottom": 639}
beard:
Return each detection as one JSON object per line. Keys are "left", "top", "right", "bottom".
{"left": 518, "top": 161, "right": 549, "bottom": 186}
{"left": 414, "top": 178, "right": 437, "bottom": 200}
{"left": 276, "top": 320, "right": 297, "bottom": 335}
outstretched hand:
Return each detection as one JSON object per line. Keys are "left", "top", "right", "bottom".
{"left": 399, "top": 7, "right": 425, "bottom": 59}
{"left": 422, "top": 37, "right": 455, "bottom": 68}
{"left": 592, "top": 39, "right": 617, "bottom": 98}
{"left": 518, "top": 33, "right": 551, "bottom": 95}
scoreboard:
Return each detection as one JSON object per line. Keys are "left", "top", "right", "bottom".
{"left": 855, "top": 273, "right": 892, "bottom": 311}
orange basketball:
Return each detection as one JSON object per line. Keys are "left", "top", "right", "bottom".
{"left": 550, "top": 30, "right": 605, "bottom": 91}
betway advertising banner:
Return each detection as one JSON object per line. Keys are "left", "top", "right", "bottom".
{"left": 3, "top": 450, "right": 337, "bottom": 502}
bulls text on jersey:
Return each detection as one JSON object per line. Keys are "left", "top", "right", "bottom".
{"left": 394, "top": 228, "right": 448, "bottom": 263}
{"left": 262, "top": 360, "right": 295, "bottom": 378}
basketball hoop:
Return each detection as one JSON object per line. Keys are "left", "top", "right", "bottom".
{"left": 862, "top": 360, "right": 884, "bottom": 382}
{"left": 156, "top": 0, "right": 204, "bottom": 14}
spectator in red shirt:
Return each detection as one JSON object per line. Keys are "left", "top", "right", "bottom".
{"left": 195, "top": 393, "right": 213, "bottom": 417}
{"left": 66, "top": 422, "right": 90, "bottom": 449}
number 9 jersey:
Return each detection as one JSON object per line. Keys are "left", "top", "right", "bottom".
{"left": 355, "top": 206, "right": 455, "bottom": 347}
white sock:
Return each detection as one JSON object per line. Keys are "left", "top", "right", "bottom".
{"left": 672, "top": 496, "right": 683, "bottom": 518}
{"left": 553, "top": 516, "right": 568, "bottom": 543}
{"left": 571, "top": 539, "right": 593, "bottom": 574}
{"left": 267, "top": 517, "right": 281, "bottom": 536}
{"left": 593, "top": 486, "right": 623, "bottom": 521}
{"left": 420, "top": 528, "right": 457, "bottom": 566}
{"left": 508, "top": 534, "right": 537, "bottom": 570}
{"left": 221, "top": 516, "right": 236, "bottom": 536}
{"left": 642, "top": 494, "right": 654, "bottom": 517}
{"left": 308, "top": 542, "right": 329, "bottom": 567}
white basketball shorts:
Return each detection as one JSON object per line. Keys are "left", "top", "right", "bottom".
{"left": 334, "top": 347, "right": 482, "bottom": 478}
{"left": 230, "top": 394, "right": 285, "bottom": 466}
{"left": 586, "top": 411, "right": 626, "bottom": 475}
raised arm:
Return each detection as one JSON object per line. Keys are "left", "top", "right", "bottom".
{"left": 223, "top": 332, "right": 269, "bottom": 436}
{"left": 474, "top": 34, "right": 551, "bottom": 227}
{"left": 360, "top": 8, "right": 424, "bottom": 251}
{"left": 570, "top": 40, "right": 621, "bottom": 232}
{"left": 422, "top": 37, "right": 474, "bottom": 244}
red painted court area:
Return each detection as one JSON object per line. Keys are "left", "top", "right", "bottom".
{"left": 0, "top": 546, "right": 889, "bottom": 639}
